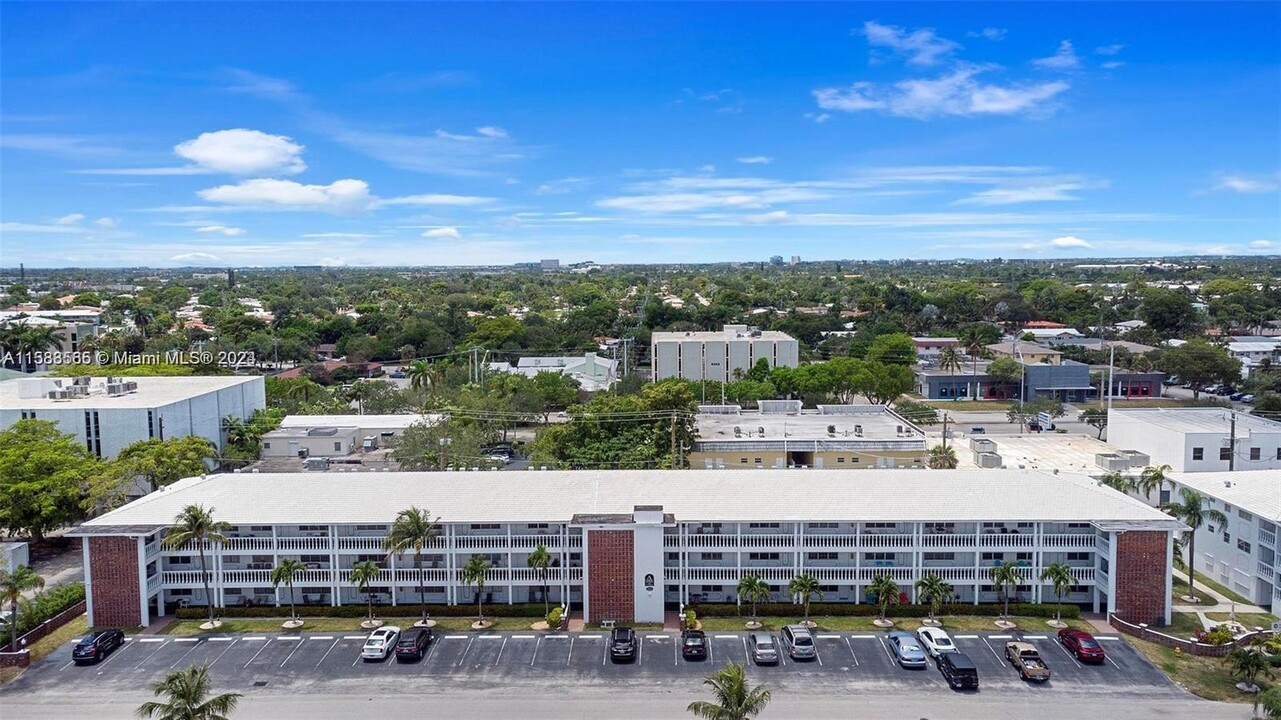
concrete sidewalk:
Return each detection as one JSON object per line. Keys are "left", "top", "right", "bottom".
{"left": 1170, "top": 569, "right": 1269, "bottom": 631}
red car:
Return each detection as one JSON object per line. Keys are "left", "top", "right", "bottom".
{"left": 1057, "top": 628, "right": 1106, "bottom": 663}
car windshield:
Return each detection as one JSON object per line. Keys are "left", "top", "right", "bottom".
{"left": 755, "top": 638, "right": 774, "bottom": 648}
{"left": 935, "top": 637, "right": 953, "bottom": 647}
{"left": 794, "top": 635, "right": 813, "bottom": 646}
{"left": 904, "top": 643, "right": 921, "bottom": 652}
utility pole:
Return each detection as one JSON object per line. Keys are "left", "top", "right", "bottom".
{"left": 669, "top": 412, "right": 678, "bottom": 469}
{"left": 1106, "top": 341, "right": 1116, "bottom": 415}
{"left": 941, "top": 412, "right": 950, "bottom": 451}
{"left": 1228, "top": 411, "right": 1236, "bottom": 471}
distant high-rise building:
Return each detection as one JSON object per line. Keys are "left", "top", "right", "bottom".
{"left": 651, "top": 324, "right": 799, "bottom": 381}
{"left": 540, "top": 258, "right": 560, "bottom": 271}
{"left": 790, "top": 255, "right": 801, "bottom": 266}
{"left": 227, "top": 268, "right": 236, "bottom": 288}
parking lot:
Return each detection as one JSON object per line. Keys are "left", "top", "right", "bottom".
{"left": 3, "top": 627, "right": 1178, "bottom": 699}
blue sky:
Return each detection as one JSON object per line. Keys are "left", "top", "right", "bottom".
{"left": 2, "top": 2, "right": 1278, "bottom": 267}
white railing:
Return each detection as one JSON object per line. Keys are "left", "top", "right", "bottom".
{"left": 146, "top": 573, "right": 162, "bottom": 594}
{"left": 1096, "top": 569, "right": 1109, "bottom": 588}
{"left": 979, "top": 534, "right": 1035, "bottom": 548}
{"left": 338, "top": 536, "right": 385, "bottom": 551}
{"left": 738, "top": 534, "right": 795, "bottom": 548}
{"left": 682, "top": 535, "right": 740, "bottom": 548}
{"left": 391, "top": 568, "right": 451, "bottom": 584}
{"left": 860, "top": 534, "right": 914, "bottom": 548}
{"left": 509, "top": 534, "right": 561, "bottom": 549}
{"left": 223, "top": 536, "right": 276, "bottom": 551}
{"left": 802, "top": 534, "right": 859, "bottom": 548}
{"left": 1043, "top": 534, "right": 1096, "bottom": 548}
{"left": 921, "top": 534, "right": 977, "bottom": 548}
{"left": 856, "top": 567, "right": 914, "bottom": 582}
{"left": 144, "top": 541, "right": 160, "bottom": 560}
{"left": 933, "top": 567, "right": 978, "bottom": 582}
{"left": 277, "top": 536, "right": 331, "bottom": 551}
{"left": 162, "top": 570, "right": 208, "bottom": 585}
{"left": 1073, "top": 567, "right": 1096, "bottom": 583}
{"left": 1258, "top": 562, "right": 1275, "bottom": 583}
{"left": 222, "top": 569, "right": 271, "bottom": 585}
{"left": 1259, "top": 528, "right": 1277, "bottom": 548}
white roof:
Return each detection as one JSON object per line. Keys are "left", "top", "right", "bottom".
{"left": 652, "top": 328, "right": 794, "bottom": 342}
{"left": 1167, "top": 471, "right": 1281, "bottom": 522}
{"left": 1109, "top": 408, "right": 1281, "bottom": 435}
{"left": 79, "top": 469, "right": 1178, "bottom": 528}
{"left": 1, "top": 375, "right": 261, "bottom": 409}
{"left": 277, "top": 414, "right": 438, "bottom": 430}
{"left": 696, "top": 407, "right": 921, "bottom": 442}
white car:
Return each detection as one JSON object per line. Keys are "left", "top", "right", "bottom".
{"left": 916, "top": 627, "right": 957, "bottom": 659}
{"left": 361, "top": 626, "right": 401, "bottom": 661}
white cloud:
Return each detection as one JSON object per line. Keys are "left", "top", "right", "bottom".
{"left": 737, "top": 156, "right": 773, "bottom": 165}
{"left": 1033, "top": 41, "right": 1081, "bottom": 71}
{"left": 683, "top": 88, "right": 744, "bottom": 113}
{"left": 55, "top": 213, "right": 85, "bottom": 225}
{"left": 475, "top": 126, "right": 508, "bottom": 138}
{"left": 197, "top": 178, "right": 373, "bottom": 213}
{"left": 195, "top": 225, "right": 246, "bottom": 236}
{"left": 175, "top": 129, "right": 306, "bottom": 175}
{"left": 805, "top": 112, "right": 832, "bottom": 124}
{"left": 968, "top": 28, "right": 1007, "bottom": 41}
{"left": 326, "top": 124, "right": 528, "bottom": 176}
{"left": 1095, "top": 44, "right": 1126, "bottom": 55}
{"left": 862, "top": 21, "right": 959, "bottom": 66}
{"left": 1, "top": 221, "right": 89, "bottom": 234}
{"left": 376, "top": 193, "right": 495, "bottom": 206}
{"left": 1249, "top": 240, "right": 1275, "bottom": 248}
{"left": 422, "top": 226, "right": 461, "bottom": 239}
{"left": 94, "top": 217, "right": 118, "bottom": 228}
{"left": 1050, "top": 235, "right": 1092, "bottom": 248}
{"left": 301, "top": 232, "right": 378, "bottom": 239}
{"left": 535, "top": 177, "right": 591, "bottom": 195}
{"left": 170, "top": 252, "right": 220, "bottom": 262}
{"left": 743, "top": 210, "right": 790, "bottom": 224}
{"left": 955, "top": 182, "right": 1089, "bottom": 206}
{"left": 1101, "top": 61, "right": 1125, "bottom": 70}
{"left": 318, "top": 257, "right": 348, "bottom": 266}
{"left": 1213, "top": 174, "right": 1278, "bottom": 194}
{"left": 598, "top": 187, "right": 828, "bottom": 213}
{"left": 814, "top": 66, "right": 1069, "bottom": 119}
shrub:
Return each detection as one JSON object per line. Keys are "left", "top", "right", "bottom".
{"left": 1194, "top": 625, "right": 1235, "bottom": 646}
{"left": 685, "top": 609, "right": 697, "bottom": 624}
{"left": 687, "top": 602, "right": 1081, "bottom": 620}
{"left": 174, "top": 602, "right": 548, "bottom": 621}
{"left": 0, "top": 583, "right": 86, "bottom": 646}
{"left": 546, "top": 607, "right": 563, "bottom": 628}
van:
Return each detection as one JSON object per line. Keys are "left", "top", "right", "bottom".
{"left": 938, "top": 651, "right": 979, "bottom": 689}
{"left": 779, "top": 624, "right": 817, "bottom": 660}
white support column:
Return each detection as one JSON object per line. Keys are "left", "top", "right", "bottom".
{"left": 214, "top": 540, "right": 224, "bottom": 610}
{"left": 272, "top": 525, "right": 280, "bottom": 607}
{"left": 581, "top": 529, "right": 591, "bottom": 623}
{"left": 136, "top": 537, "right": 149, "bottom": 626}
{"left": 974, "top": 524, "right": 982, "bottom": 605}
{"left": 1164, "top": 530, "right": 1175, "bottom": 625}
{"left": 1033, "top": 523, "right": 1043, "bottom": 605}
{"left": 506, "top": 524, "right": 514, "bottom": 605}
{"left": 1106, "top": 532, "right": 1120, "bottom": 617}
{"left": 911, "top": 522, "right": 921, "bottom": 603}
{"left": 329, "top": 525, "right": 339, "bottom": 607}
{"left": 83, "top": 538, "right": 95, "bottom": 625}
{"left": 389, "top": 550, "right": 398, "bottom": 606}
{"left": 445, "top": 525, "right": 456, "bottom": 606}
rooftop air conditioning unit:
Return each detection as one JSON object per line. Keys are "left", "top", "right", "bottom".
{"left": 854, "top": 424, "right": 863, "bottom": 436}
{"left": 827, "top": 424, "right": 836, "bottom": 436}
{"left": 758, "top": 426, "right": 765, "bottom": 436}
{"left": 733, "top": 426, "right": 741, "bottom": 437}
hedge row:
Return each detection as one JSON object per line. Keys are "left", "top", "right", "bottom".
{"left": 0, "top": 583, "right": 86, "bottom": 645}
{"left": 176, "top": 602, "right": 548, "bottom": 620}
{"left": 688, "top": 602, "right": 1081, "bottom": 620}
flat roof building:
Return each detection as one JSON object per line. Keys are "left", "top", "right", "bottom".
{"left": 0, "top": 375, "right": 265, "bottom": 458}
{"left": 1108, "top": 408, "right": 1281, "bottom": 472}
{"left": 73, "top": 469, "right": 1181, "bottom": 628}
{"left": 652, "top": 325, "right": 798, "bottom": 382}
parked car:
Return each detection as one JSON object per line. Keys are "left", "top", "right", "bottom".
{"left": 361, "top": 626, "right": 401, "bottom": 661}
{"left": 970, "top": 427, "right": 986, "bottom": 434}
{"left": 916, "top": 627, "right": 957, "bottom": 659}
{"left": 938, "top": 651, "right": 980, "bottom": 689}
{"left": 388, "top": 369, "right": 406, "bottom": 379}
{"left": 395, "top": 627, "right": 432, "bottom": 661}
{"left": 71, "top": 629, "right": 125, "bottom": 664}
{"left": 888, "top": 631, "right": 929, "bottom": 668}
{"left": 681, "top": 629, "right": 708, "bottom": 660}
{"left": 610, "top": 627, "right": 637, "bottom": 662}
{"left": 1057, "top": 628, "right": 1107, "bottom": 663}
{"left": 1242, "top": 394, "right": 1256, "bottom": 404}
{"left": 1005, "top": 641, "right": 1052, "bottom": 682}
{"left": 1230, "top": 392, "right": 1246, "bottom": 401}
{"left": 779, "top": 624, "right": 817, "bottom": 660}
{"left": 748, "top": 633, "right": 779, "bottom": 665}
{"left": 1203, "top": 384, "right": 1222, "bottom": 394}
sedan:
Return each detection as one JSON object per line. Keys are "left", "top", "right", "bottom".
{"left": 72, "top": 629, "right": 125, "bottom": 664}
{"left": 1057, "top": 627, "right": 1107, "bottom": 663}
{"left": 395, "top": 628, "right": 432, "bottom": 661}
{"left": 916, "top": 627, "right": 957, "bottom": 659}
{"left": 888, "top": 631, "right": 929, "bottom": 668}
{"left": 748, "top": 633, "right": 779, "bottom": 665}
{"left": 681, "top": 630, "right": 708, "bottom": 660}
{"left": 361, "top": 626, "right": 401, "bottom": 661}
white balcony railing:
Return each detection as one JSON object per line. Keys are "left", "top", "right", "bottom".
{"left": 162, "top": 570, "right": 209, "bottom": 585}
{"left": 801, "top": 534, "right": 858, "bottom": 548}
{"left": 1258, "top": 562, "right": 1275, "bottom": 583}
{"left": 921, "top": 534, "right": 977, "bottom": 548}
{"left": 1042, "top": 534, "right": 1096, "bottom": 548}
{"left": 860, "top": 534, "right": 914, "bottom": 548}
{"left": 277, "top": 536, "right": 331, "bottom": 551}
{"left": 1258, "top": 528, "right": 1277, "bottom": 548}
{"left": 223, "top": 536, "right": 276, "bottom": 551}
{"left": 979, "top": 534, "right": 1035, "bottom": 548}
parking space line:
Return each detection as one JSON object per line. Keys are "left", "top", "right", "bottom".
{"left": 173, "top": 638, "right": 200, "bottom": 643}
{"left": 560, "top": 636, "right": 568, "bottom": 666}
{"left": 58, "top": 660, "right": 75, "bottom": 671}
{"left": 814, "top": 644, "right": 822, "bottom": 666}
{"left": 578, "top": 634, "right": 600, "bottom": 639}
{"left": 954, "top": 635, "right": 978, "bottom": 639}
{"left": 208, "top": 638, "right": 238, "bottom": 668}
{"left": 638, "top": 637, "right": 643, "bottom": 664}
{"left": 850, "top": 634, "right": 875, "bottom": 639}
{"left": 1105, "top": 654, "right": 1121, "bottom": 669}
{"left": 455, "top": 636, "right": 475, "bottom": 667}
{"left": 277, "top": 636, "right": 301, "bottom": 641}
{"left": 879, "top": 636, "right": 894, "bottom": 662}
{"left": 245, "top": 640, "right": 272, "bottom": 668}
{"left": 279, "top": 639, "right": 303, "bottom": 668}
{"left": 495, "top": 637, "right": 508, "bottom": 664}
{"left": 981, "top": 638, "right": 1003, "bottom": 662}
{"left": 1050, "top": 637, "right": 1082, "bottom": 668}
{"left": 713, "top": 634, "right": 736, "bottom": 639}
{"left": 207, "top": 637, "right": 233, "bottom": 642}
{"left": 97, "top": 640, "right": 135, "bottom": 669}
{"left": 1096, "top": 637, "right": 1121, "bottom": 641}
{"left": 845, "top": 637, "right": 859, "bottom": 666}
{"left": 742, "top": 637, "right": 750, "bottom": 664}
{"left": 674, "top": 637, "right": 679, "bottom": 665}
{"left": 990, "top": 634, "right": 1013, "bottom": 640}
{"left": 419, "top": 637, "right": 438, "bottom": 667}
{"left": 343, "top": 636, "right": 365, "bottom": 640}
{"left": 170, "top": 639, "right": 203, "bottom": 668}
{"left": 139, "top": 638, "right": 166, "bottom": 643}
{"left": 510, "top": 634, "right": 535, "bottom": 639}
{"left": 135, "top": 640, "right": 170, "bottom": 669}
{"left": 1023, "top": 635, "right": 1047, "bottom": 640}
{"left": 602, "top": 639, "right": 608, "bottom": 665}
{"left": 242, "top": 636, "right": 267, "bottom": 641}
{"left": 816, "top": 634, "right": 840, "bottom": 639}
{"left": 309, "top": 636, "right": 334, "bottom": 641}
{"left": 315, "top": 638, "right": 341, "bottom": 668}
{"left": 443, "top": 635, "right": 469, "bottom": 640}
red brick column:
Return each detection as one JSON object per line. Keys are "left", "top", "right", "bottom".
{"left": 88, "top": 537, "right": 142, "bottom": 628}
{"left": 587, "top": 530, "right": 634, "bottom": 623}
{"left": 1113, "top": 531, "right": 1168, "bottom": 625}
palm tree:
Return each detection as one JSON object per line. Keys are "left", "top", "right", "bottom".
{"left": 927, "top": 444, "right": 958, "bottom": 469}
{"left": 1, "top": 564, "right": 44, "bottom": 651}
{"left": 736, "top": 576, "right": 770, "bottom": 625}
{"left": 407, "top": 360, "right": 437, "bottom": 394}
{"left": 13, "top": 325, "right": 61, "bottom": 373}
{"left": 990, "top": 561, "right": 1025, "bottom": 621}
{"left": 958, "top": 323, "right": 1000, "bottom": 385}
{"left": 383, "top": 506, "right": 440, "bottom": 626}
{"left": 135, "top": 664, "right": 242, "bottom": 720}
{"left": 526, "top": 544, "right": 552, "bottom": 616}
{"left": 936, "top": 345, "right": 961, "bottom": 372}
{"left": 1040, "top": 563, "right": 1077, "bottom": 625}
{"left": 131, "top": 305, "right": 155, "bottom": 339}
{"left": 1134, "top": 464, "right": 1173, "bottom": 501}
{"left": 163, "top": 505, "right": 230, "bottom": 627}
{"left": 914, "top": 573, "right": 952, "bottom": 625}
{"left": 686, "top": 661, "right": 771, "bottom": 720}
{"left": 868, "top": 574, "right": 901, "bottom": 623}
{"left": 461, "top": 555, "right": 491, "bottom": 622}
{"left": 1258, "top": 685, "right": 1281, "bottom": 719}
{"left": 1162, "top": 488, "right": 1228, "bottom": 599}
{"left": 787, "top": 573, "right": 822, "bottom": 625}
{"left": 349, "top": 560, "right": 381, "bottom": 625}
{"left": 1099, "top": 471, "right": 1134, "bottom": 494}
{"left": 1224, "top": 647, "right": 1273, "bottom": 693}
{"left": 270, "top": 558, "right": 304, "bottom": 622}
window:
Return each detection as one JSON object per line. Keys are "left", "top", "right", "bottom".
{"left": 334, "top": 441, "right": 342, "bottom": 452}
{"left": 1250, "top": 448, "right": 1261, "bottom": 461}
{"left": 837, "top": 457, "right": 845, "bottom": 463}
{"left": 866, "top": 552, "right": 894, "bottom": 562}
{"left": 808, "top": 552, "right": 838, "bottom": 560}
{"left": 1223, "top": 531, "right": 1231, "bottom": 543}
{"left": 1193, "top": 447, "right": 1204, "bottom": 460}
{"left": 850, "top": 457, "right": 860, "bottom": 463}
{"left": 1238, "top": 539, "right": 1252, "bottom": 554}
{"left": 224, "top": 588, "right": 242, "bottom": 596}
{"left": 865, "top": 522, "right": 897, "bottom": 530}
{"left": 739, "top": 458, "right": 749, "bottom": 464}
{"left": 263, "top": 442, "right": 271, "bottom": 449}
{"left": 666, "top": 552, "right": 679, "bottom": 561}
{"left": 1276, "top": 448, "right": 1281, "bottom": 460}
{"left": 981, "top": 552, "right": 1003, "bottom": 562}
{"left": 753, "top": 457, "right": 762, "bottom": 464}
{"left": 1238, "top": 509, "right": 1254, "bottom": 521}
{"left": 749, "top": 523, "right": 780, "bottom": 529}
{"left": 923, "top": 552, "right": 954, "bottom": 562}
{"left": 1066, "top": 523, "right": 1090, "bottom": 530}
{"left": 1067, "top": 552, "right": 1091, "bottom": 562}
{"left": 354, "top": 524, "right": 386, "bottom": 531}
{"left": 297, "top": 525, "right": 327, "bottom": 532}
{"left": 301, "top": 555, "right": 327, "bottom": 563}
{"left": 749, "top": 552, "right": 780, "bottom": 561}
{"left": 1220, "top": 447, "right": 1232, "bottom": 461}
{"left": 251, "top": 526, "right": 272, "bottom": 532}
{"left": 224, "top": 555, "right": 241, "bottom": 563}
{"left": 168, "top": 556, "right": 192, "bottom": 565}
{"left": 470, "top": 524, "right": 500, "bottom": 530}
{"left": 819, "top": 584, "right": 838, "bottom": 593}
{"left": 527, "top": 523, "right": 549, "bottom": 530}
{"left": 702, "top": 553, "right": 723, "bottom": 561}
{"left": 148, "top": 410, "right": 155, "bottom": 439}
{"left": 1015, "top": 552, "right": 1032, "bottom": 561}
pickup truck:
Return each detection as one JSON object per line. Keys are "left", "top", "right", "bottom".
{"left": 1005, "top": 641, "right": 1051, "bottom": 682}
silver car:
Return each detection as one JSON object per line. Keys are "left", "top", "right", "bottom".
{"left": 780, "top": 624, "right": 816, "bottom": 660}
{"left": 749, "top": 633, "right": 779, "bottom": 665}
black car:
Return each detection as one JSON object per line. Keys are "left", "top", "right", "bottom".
{"left": 394, "top": 627, "right": 432, "bottom": 661}
{"left": 681, "top": 629, "right": 708, "bottom": 660}
{"left": 938, "top": 651, "right": 980, "bottom": 690}
{"left": 609, "top": 627, "right": 637, "bottom": 662}
{"left": 72, "top": 629, "right": 125, "bottom": 664}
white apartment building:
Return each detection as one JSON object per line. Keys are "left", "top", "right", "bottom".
{"left": 0, "top": 375, "right": 265, "bottom": 458}
{"left": 1108, "top": 408, "right": 1281, "bottom": 472}
{"left": 651, "top": 325, "right": 799, "bottom": 381}
{"left": 1163, "top": 471, "right": 1279, "bottom": 609}
{"left": 73, "top": 469, "right": 1181, "bottom": 629}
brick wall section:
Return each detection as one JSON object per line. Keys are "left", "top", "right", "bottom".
{"left": 88, "top": 536, "right": 142, "bottom": 628}
{"left": 587, "top": 530, "right": 634, "bottom": 623}
{"left": 0, "top": 601, "right": 88, "bottom": 667}
{"left": 1113, "top": 530, "right": 1168, "bottom": 625}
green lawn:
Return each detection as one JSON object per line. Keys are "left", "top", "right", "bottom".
{"left": 1126, "top": 634, "right": 1273, "bottom": 704}
{"left": 1161, "top": 612, "right": 1207, "bottom": 639}
{"left": 920, "top": 399, "right": 1016, "bottom": 412}
{"left": 161, "top": 616, "right": 542, "bottom": 636}
{"left": 1184, "top": 571, "right": 1256, "bottom": 606}
{"left": 0, "top": 615, "right": 89, "bottom": 685}
{"left": 585, "top": 622, "right": 665, "bottom": 632}
{"left": 1204, "top": 612, "right": 1278, "bottom": 628}
{"left": 1170, "top": 585, "right": 1216, "bottom": 607}
{"left": 695, "top": 615, "right": 1092, "bottom": 633}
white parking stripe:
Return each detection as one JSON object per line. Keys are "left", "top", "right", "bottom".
{"left": 845, "top": 637, "right": 860, "bottom": 666}
{"left": 315, "top": 638, "right": 341, "bottom": 668}
{"left": 990, "top": 634, "right": 1013, "bottom": 639}
{"left": 815, "top": 634, "right": 840, "bottom": 639}
{"left": 1051, "top": 637, "right": 1082, "bottom": 668}
{"left": 58, "top": 660, "right": 75, "bottom": 671}
{"left": 443, "top": 635, "right": 469, "bottom": 639}
{"left": 309, "top": 636, "right": 334, "bottom": 641}
{"left": 648, "top": 634, "right": 673, "bottom": 639}
{"left": 509, "top": 635, "right": 535, "bottom": 639}
{"left": 982, "top": 638, "right": 1004, "bottom": 662}
{"left": 208, "top": 638, "right": 238, "bottom": 668}
{"left": 244, "top": 639, "right": 272, "bottom": 668}
{"left": 277, "top": 636, "right": 301, "bottom": 641}
{"left": 531, "top": 635, "right": 543, "bottom": 665}
{"left": 135, "top": 640, "right": 170, "bottom": 668}
{"left": 343, "top": 636, "right": 366, "bottom": 640}
{"left": 242, "top": 636, "right": 267, "bottom": 641}
{"left": 475, "top": 635, "right": 503, "bottom": 639}
{"left": 954, "top": 635, "right": 978, "bottom": 639}
{"left": 139, "top": 638, "right": 166, "bottom": 643}
{"left": 850, "top": 634, "right": 875, "bottom": 639}
{"left": 207, "top": 637, "right": 233, "bottom": 642}
{"left": 173, "top": 638, "right": 200, "bottom": 643}
{"left": 496, "top": 637, "right": 508, "bottom": 664}
{"left": 713, "top": 634, "right": 737, "bottom": 639}
{"left": 455, "top": 636, "right": 475, "bottom": 667}
{"left": 170, "top": 639, "right": 203, "bottom": 668}
{"left": 1096, "top": 636, "right": 1122, "bottom": 641}
{"left": 1024, "top": 635, "right": 1047, "bottom": 640}
{"left": 577, "top": 634, "right": 600, "bottom": 639}
{"left": 279, "top": 639, "right": 304, "bottom": 667}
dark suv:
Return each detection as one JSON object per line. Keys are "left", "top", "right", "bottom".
{"left": 681, "top": 629, "right": 708, "bottom": 660}
{"left": 72, "top": 629, "right": 125, "bottom": 664}
{"left": 938, "top": 651, "right": 979, "bottom": 690}
{"left": 610, "top": 627, "right": 637, "bottom": 662}
{"left": 395, "top": 627, "right": 432, "bottom": 661}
